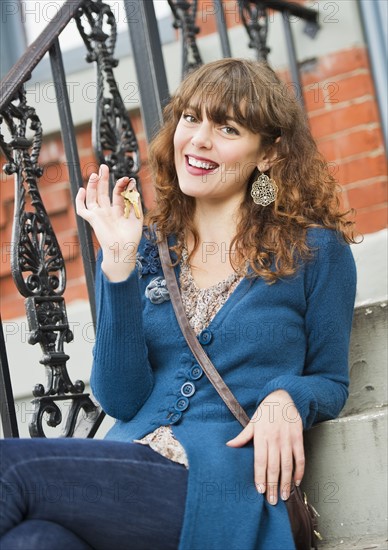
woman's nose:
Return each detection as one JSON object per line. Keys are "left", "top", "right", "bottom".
{"left": 191, "top": 123, "right": 212, "bottom": 149}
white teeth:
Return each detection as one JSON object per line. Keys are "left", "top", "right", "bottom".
{"left": 187, "top": 156, "right": 217, "bottom": 170}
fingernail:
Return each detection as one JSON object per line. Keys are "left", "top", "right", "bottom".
{"left": 90, "top": 172, "right": 98, "bottom": 180}
{"left": 295, "top": 480, "right": 301, "bottom": 487}
{"left": 269, "top": 495, "right": 276, "bottom": 505}
{"left": 281, "top": 491, "right": 288, "bottom": 501}
{"left": 99, "top": 165, "right": 103, "bottom": 176}
{"left": 256, "top": 484, "right": 265, "bottom": 494}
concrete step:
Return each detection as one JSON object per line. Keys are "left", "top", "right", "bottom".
{"left": 319, "top": 535, "right": 388, "bottom": 549}
{"left": 342, "top": 302, "right": 387, "bottom": 417}
{"left": 304, "top": 302, "right": 388, "bottom": 545}
{"left": 303, "top": 407, "right": 387, "bottom": 544}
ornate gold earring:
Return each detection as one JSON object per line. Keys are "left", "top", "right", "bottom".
{"left": 251, "top": 173, "right": 278, "bottom": 206}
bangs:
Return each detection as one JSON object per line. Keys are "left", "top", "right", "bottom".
{"left": 173, "top": 63, "right": 266, "bottom": 134}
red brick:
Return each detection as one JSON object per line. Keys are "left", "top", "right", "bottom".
{"left": 0, "top": 172, "right": 14, "bottom": 202}
{"left": 317, "top": 127, "right": 383, "bottom": 161}
{"left": 304, "top": 86, "right": 326, "bottom": 113}
{"left": 0, "top": 275, "right": 23, "bottom": 304}
{"left": 301, "top": 47, "right": 368, "bottom": 87}
{"left": 197, "top": 1, "right": 218, "bottom": 35}
{"left": 0, "top": 290, "right": 26, "bottom": 320}
{"left": 339, "top": 127, "right": 383, "bottom": 158}
{"left": 316, "top": 139, "right": 337, "bottom": 163}
{"left": 130, "top": 110, "right": 145, "bottom": 135}
{"left": 47, "top": 212, "right": 76, "bottom": 237}
{"left": 64, "top": 255, "right": 86, "bottom": 282}
{"left": 41, "top": 186, "right": 71, "bottom": 216}
{"left": 224, "top": 1, "right": 243, "bottom": 28}
{"left": 63, "top": 280, "right": 89, "bottom": 305}
{"left": 334, "top": 73, "right": 374, "bottom": 104}
{"left": 0, "top": 219, "right": 13, "bottom": 256}
{"left": 56, "top": 229, "right": 81, "bottom": 255}
{"left": 0, "top": 248, "right": 12, "bottom": 278}
{"left": 309, "top": 100, "right": 380, "bottom": 140}
{"left": 38, "top": 162, "right": 66, "bottom": 188}
{"left": 138, "top": 136, "right": 149, "bottom": 162}
{"left": 337, "top": 154, "right": 387, "bottom": 186}
{"left": 79, "top": 155, "right": 100, "bottom": 181}
{"left": 76, "top": 128, "right": 93, "bottom": 150}
{"left": 197, "top": 0, "right": 241, "bottom": 35}
{"left": 143, "top": 186, "right": 157, "bottom": 212}
{"left": 304, "top": 73, "right": 374, "bottom": 112}
{"left": 39, "top": 138, "right": 64, "bottom": 164}
{"left": 0, "top": 195, "right": 13, "bottom": 228}
{"left": 348, "top": 180, "right": 388, "bottom": 210}
{"left": 355, "top": 204, "right": 388, "bottom": 234}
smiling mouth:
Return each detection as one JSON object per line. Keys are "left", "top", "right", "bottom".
{"left": 186, "top": 156, "right": 219, "bottom": 170}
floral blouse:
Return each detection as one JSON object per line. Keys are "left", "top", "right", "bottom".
{"left": 134, "top": 246, "right": 245, "bottom": 468}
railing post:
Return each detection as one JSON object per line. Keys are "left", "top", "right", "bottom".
{"left": 282, "top": 11, "right": 305, "bottom": 108}
{"left": 49, "top": 38, "right": 97, "bottom": 324}
{"left": 124, "top": 0, "right": 170, "bottom": 142}
{"left": 214, "top": 0, "right": 233, "bottom": 58}
{"left": 0, "top": 316, "right": 19, "bottom": 438}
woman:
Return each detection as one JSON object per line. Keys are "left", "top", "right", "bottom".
{"left": 0, "top": 58, "right": 357, "bottom": 550}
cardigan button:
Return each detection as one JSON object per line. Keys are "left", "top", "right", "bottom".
{"left": 181, "top": 382, "right": 196, "bottom": 397}
{"left": 168, "top": 411, "right": 182, "bottom": 424}
{"left": 175, "top": 397, "right": 189, "bottom": 411}
{"left": 198, "top": 329, "right": 212, "bottom": 345}
{"left": 189, "top": 365, "right": 203, "bottom": 380}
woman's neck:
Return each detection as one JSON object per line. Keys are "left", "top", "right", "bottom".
{"left": 189, "top": 198, "right": 241, "bottom": 248}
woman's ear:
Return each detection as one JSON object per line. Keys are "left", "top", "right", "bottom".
{"left": 257, "top": 137, "right": 280, "bottom": 172}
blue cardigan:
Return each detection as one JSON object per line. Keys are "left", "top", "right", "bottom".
{"left": 91, "top": 227, "right": 357, "bottom": 550}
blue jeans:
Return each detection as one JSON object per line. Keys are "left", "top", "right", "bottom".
{"left": 0, "top": 438, "right": 188, "bottom": 550}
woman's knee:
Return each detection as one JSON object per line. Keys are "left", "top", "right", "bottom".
{"left": 0, "top": 519, "right": 93, "bottom": 550}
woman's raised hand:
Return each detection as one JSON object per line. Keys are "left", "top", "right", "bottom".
{"left": 75, "top": 164, "right": 144, "bottom": 282}
{"left": 226, "top": 389, "right": 305, "bottom": 506}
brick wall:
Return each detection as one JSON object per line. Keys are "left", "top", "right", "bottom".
{"left": 0, "top": 6, "right": 387, "bottom": 320}
{"left": 300, "top": 48, "right": 387, "bottom": 234}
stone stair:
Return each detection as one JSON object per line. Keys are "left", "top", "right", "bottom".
{"left": 303, "top": 301, "right": 388, "bottom": 549}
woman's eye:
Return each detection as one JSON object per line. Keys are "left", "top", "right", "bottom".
{"left": 183, "top": 113, "right": 196, "bottom": 123}
{"left": 221, "top": 126, "right": 239, "bottom": 135}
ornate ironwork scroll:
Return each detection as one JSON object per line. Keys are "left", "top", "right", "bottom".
{"left": 0, "top": 88, "right": 100, "bottom": 437}
{"left": 167, "top": 0, "right": 203, "bottom": 78}
{"left": 238, "top": 0, "right": 270, "bottom": 61}
{"left": 75, "top": 0, "right": 140, "bottom": 186}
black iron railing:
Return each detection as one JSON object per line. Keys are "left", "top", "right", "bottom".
{"left": 0, "top": 0, "right": 319, "bottom": 439}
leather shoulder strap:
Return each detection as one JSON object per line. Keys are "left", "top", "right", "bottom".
{"left": 157, "top": 235, "right": 250, "bottom": 428}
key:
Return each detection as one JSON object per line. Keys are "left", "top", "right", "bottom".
{"left": 121, "top": 188, "right": 141, "bottom": 219}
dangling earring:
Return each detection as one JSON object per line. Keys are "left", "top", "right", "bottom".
{"left": 251, "top": 173, "right": 278, "bottom": 206}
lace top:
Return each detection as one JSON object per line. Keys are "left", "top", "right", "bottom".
{"left": 133, "top": 247, "right": 245, "bottom": 468}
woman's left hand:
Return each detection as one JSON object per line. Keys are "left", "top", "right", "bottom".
{"left": 226, "top": 389, "right": 304, "bottom": 505}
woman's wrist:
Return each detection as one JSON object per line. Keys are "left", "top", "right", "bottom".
{"left": 101, "top": 257, "right": 137, "bottom": 282}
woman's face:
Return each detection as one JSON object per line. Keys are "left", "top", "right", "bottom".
{"left": 173, "top": 106, "right": 267, "bottom": 204}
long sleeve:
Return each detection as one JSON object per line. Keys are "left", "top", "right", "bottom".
{"left": 90, "top": 250, "right": 154, "bottom": 420}
{"left": 255, "top": 229, "right": 357, "bottom": 429}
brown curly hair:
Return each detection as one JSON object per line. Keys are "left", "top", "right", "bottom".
{"left": 146, "top": 58, "right": 356, "bottom": 282}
